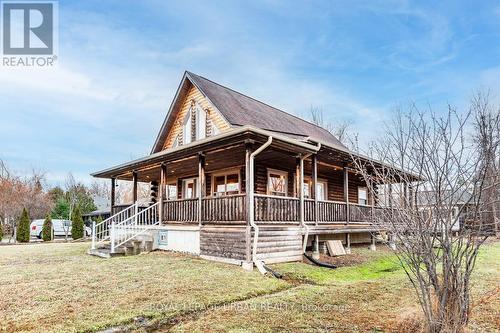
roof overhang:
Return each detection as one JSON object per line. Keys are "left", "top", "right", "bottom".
{"left": 93, "top": 125, "right": 422, "bottom": 183}
{"left": 92, "top": 126, "right": 320, "bottom": 180}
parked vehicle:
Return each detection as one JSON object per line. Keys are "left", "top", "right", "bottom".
{"left": 30, "top": 219, "right": 91, "bottom": 239}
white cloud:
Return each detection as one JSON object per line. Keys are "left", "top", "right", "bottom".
{"left": 0, "top": 65, "right": 115, "bottom": 100}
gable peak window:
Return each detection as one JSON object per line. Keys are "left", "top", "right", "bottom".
{"left": 182, "top": 101, "right": 207, "bottom": 145}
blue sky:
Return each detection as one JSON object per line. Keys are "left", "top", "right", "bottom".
{"left": 1, "top": 0, "right": 499, "bottom": 186}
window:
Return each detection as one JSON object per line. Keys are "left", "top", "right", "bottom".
{"left": 196, "top": 107, "right": 207, "bottom": 140}
{"left": 316, "top": 182, "right": 327, "bottom": 201}
{"left": 210, "top": 119, "right": 220, "bottom": 136}
{"left": 267, "top": 169, "right": 288, "bottom": 196}
{"left": 182, "top": 112, "right": 192, "bottom": 144}
{"left": 172, "top": 134, "right": 180, "bottom": 148}
{"left": 182, "top": 103, "right": 207, "bottom": 144}
{"left": 303, "top": 178, "right": 327, "bottom": 200}
{"left": 182, "top": 178, "right": 198, "bottom": 199}
{"left": 212, "top": 171, "right": 240, "bottom": 196}
{"left": 166, "top": 183, "right": 177, "bottom": 200}
{"left": 358, "top": 187, "right": 368, "bottom": 205}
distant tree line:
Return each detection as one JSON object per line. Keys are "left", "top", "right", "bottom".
{"left": 0, "top": 162, "right": 99, "bottom": 243}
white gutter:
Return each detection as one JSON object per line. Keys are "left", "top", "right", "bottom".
{"left": 249, "top": 136, "right": 273, "bottom": 272}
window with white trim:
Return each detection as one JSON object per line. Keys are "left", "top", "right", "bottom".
{"left": 303, "top": 178, "right": 327, "bottom": 200}
{"left": 166, "top": 183, "right": 177, "bottom": 200}
{"left": 212, "top": 171, "right": 240, "bottom": 196}
{"left": 182, "top": 112, "right": 192, "bottom": 144}
{"left": 172, "top": 134, "right": 180, "bottom": 148}
{"left": 182, "top": 103, "right": 207, "bottom": 145}
{"left": 358, "top": 187, "right": 368, "bottom": 205}
{"left": 182, "top": 178, "right": 198, "bottom": 199}
{"left": 267, "top": 169, "right": 288, "bottom": 196}
{"left": 210, "top": 119, "right": 220, "bottom": 136}
{"left": 196, "top": 107, "right": 207, "bottom": 140}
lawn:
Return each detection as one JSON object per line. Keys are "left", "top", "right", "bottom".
{"left": 0, "top": 241, "right": 498, "bottom": 333}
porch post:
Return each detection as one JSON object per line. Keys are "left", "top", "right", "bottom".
{"left": 198, "top": 153, "right": 205, "bottom": 226}
{"left": 387, "top": 183, "right": 395, "bottom": 250}
{"left": 408, "top": 184, "right": 414, "bottom": 209}
{"left": 370, "top": 179, "right": 375, "bottom": 223}
{"left": 299, "top": 156, "right": 305, "bottom": 225}
{"left": 111, "top": 177, "right": 116, "bottom": 212}
{"left": 159, "top": 164, "right": 167, "bottom": 224}
{"left": 244, "top": 141, "right": 253, "bottom": 268}
{"left": 403, "top": 182, "right": 408, "bottom": 208}
{"left": 343, "top": 167, "right": 351, "bottom": 254}
{"left": 295, "top": 157, "right": 301, "bottom": 197}
{"left": 345, "top": 233, "right": 351, "bottom": 254}
{"left": 132, "top": 172, "right": 138, "bottom": 203}
{"left": 312, "top": 154, "right": 318, "bottom": 223}
{"left": 312, "top": 154, "right": 320, "bottom": 259}
{"left": 343, "top": 167, "right": 350, "bottom": 223}
{"left": 369, "top": 233, "right": 377, "bottom": 251}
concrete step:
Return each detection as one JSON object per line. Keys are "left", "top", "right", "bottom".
{"left": 89, "top": 239, "right": 154, "bottom": 258}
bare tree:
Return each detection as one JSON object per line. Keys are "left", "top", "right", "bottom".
{"left": 309, "top": 106, "right": 357, "bottom": 147}
{"left": 0, "top": 161, "right": 52, "bottom": 243}
{"left": 472, "top": 92, "right": 500, "bottom": 236}
{"left": 89, "top": 180, "right": 111, "bottom": 203}
{"left": 350, "top": 96, "right": 499, "bottom": 332}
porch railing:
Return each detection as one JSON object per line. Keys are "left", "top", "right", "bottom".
{"left": 254, "top": 194, "right": 300, "bottom": 223}
{"left": 349, "top": 204, "right": 373, "bottom": 223}
{"left": 163, "top": 198, "right": 198, "bottom": 222}
{"left": 157, "top": 194, "right": 388, "bottom": 225}
{"left": 202, "top": 194, "right": 246, "bottom": 223}
{"left": 317, "top": 200, "right": 348, "bottom": 223}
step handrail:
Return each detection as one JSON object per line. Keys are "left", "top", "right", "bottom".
{"left": 91, "top": 202, "right": 138, "bottom": 250}
{"left": 110, "top": 201, "right": 160, "bottom": 253}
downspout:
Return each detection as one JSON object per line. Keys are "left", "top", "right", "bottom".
{"left": 300, "top": 143, "right": 337, "bottom": 269}
{"left": 300, "top": 143, "right": 321, "bottom": 255}
{"left": 249, "top": 137, "right": 273, "bottom": 270}
{"left": 299, "top": 153, "right": 312, "bottom": 253}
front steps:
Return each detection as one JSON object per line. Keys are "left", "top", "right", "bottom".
{"left": 88, "top": 234, "right": 154, "bottom": 258}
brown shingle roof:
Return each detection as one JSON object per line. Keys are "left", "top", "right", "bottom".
{"left": 186, "top": 72, "right": 346, "bottom": 149}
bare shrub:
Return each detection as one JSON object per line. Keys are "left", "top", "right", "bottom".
{"left": 351, "top": 94, "right": 500, "bottom": 332}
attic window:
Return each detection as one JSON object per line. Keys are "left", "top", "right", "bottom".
{"left": 196, "top": 107, "right": 207, "bottom": 140}
{"left": 172, "top": 134, "right": 180, "bottom": 148}
{"left": 183, "top": 102, "right": 207, "bottom": 144}
{"left": 210, "top": 119, "right": 220, "bottom": 136}
{"left": 182, "top": 111, "right": 192, "bottom": 144}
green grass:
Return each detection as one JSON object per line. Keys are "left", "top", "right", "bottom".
{"left": 276, "top": 249, "right": 403, "bottom": 285}
{"left": 167, "top": 242, "right": 500, "bottom": 333}
{"left": 1, "top": 241, "right": 498, "bottom": 333}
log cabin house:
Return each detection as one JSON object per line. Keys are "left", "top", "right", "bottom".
{"left": 90, "top": 71, "right": 412, "bottom": 268}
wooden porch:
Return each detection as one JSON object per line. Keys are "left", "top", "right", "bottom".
{"left": 96, "top": 129, "right": 404, "bottom": 263}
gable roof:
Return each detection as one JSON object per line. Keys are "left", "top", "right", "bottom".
{"left": 151, "top": 71, "right": 346, "bottom": 153}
